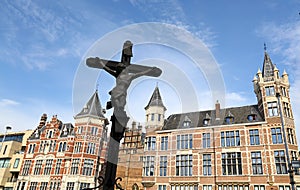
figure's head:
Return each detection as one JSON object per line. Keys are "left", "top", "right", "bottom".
{"left": 122, "top": 40, "right": 133, "bottom": 57}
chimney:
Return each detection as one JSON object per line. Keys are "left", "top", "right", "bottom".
{"left": 138, "top": 123, "right": 142, "bottom": 131}
{"left": 38, "top": 113, "right": 47, "bottom": 128}
{"left": 132, "top": 121, "right": 137, "bottom": 130}
{"left": 215, "top": 100, "right": 220, "bottom": 120}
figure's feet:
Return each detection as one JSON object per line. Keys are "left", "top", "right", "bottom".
{"left": 106, "top": 101, "right": 112, "bottom": 110}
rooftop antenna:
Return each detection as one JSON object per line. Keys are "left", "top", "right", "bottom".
{"left": 264, "top": 43, "right": 267, "bottom": 52}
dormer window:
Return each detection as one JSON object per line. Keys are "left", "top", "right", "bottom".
{"left": 182, "top": 116, "right": 192, "bottom": 128}
{"left": 225, "top": 111, "right": 234, "bottom": 124}
{"left": 63, "top": 127, "right": 68, "bottom": 135}
{"left": 203, "top": 119, "right": 210, "bottom": 125}
{"left": 34, "top": 130, "right": 39, "bottom": 138}
{"left": 203, "top": 113, "right": 211, "bottom": 126}
{"left": 225, "top": 117, "right": 234, "bottom": 124}
{"left": 83, "top": 104, "right": 89, "bottom": 113}
{"left": 247, "top": 114, "right": 257, "bottom": 122}
{"left": 183, "top": 121, "right": 191, "bottom": 127}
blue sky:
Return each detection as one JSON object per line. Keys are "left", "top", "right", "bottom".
{"left": 1, "top": 1, "right": 300, "bottom": 140}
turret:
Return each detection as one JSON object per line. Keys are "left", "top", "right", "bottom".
{"left": 253, "top": 45, "right": 292, "bottom": 120}
{"left": 144, "top": 86, "right": 166, "bottom": 133}
{"left": 75, "top": 90, "right": 106, "bottom": 121}
{"left": 74, "top": 90, "right": 108, "bottom": 138}
{"left": 282, "top": 70, "right": 289, "bottom": 83}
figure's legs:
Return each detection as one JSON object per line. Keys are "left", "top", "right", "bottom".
{"left": 108, "top": 94, "right": 126, "bottom": 110}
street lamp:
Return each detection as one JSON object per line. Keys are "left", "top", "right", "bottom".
{"left": 1, "top": 125, "right": 12, "bottom": 152}
{"left": 276, "top": 93, "right": 295, "bottom": 190}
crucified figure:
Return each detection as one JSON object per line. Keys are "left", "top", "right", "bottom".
{"left": 86, "top": 41, "right": 162, "bottom": 190}
{"left": 86, "top": 41, "right": 161, "bottom": 110}
{"left": 88, "top": 57, "right": 161, "bottom": 110}
{"left": 109, "top": 65, "right": 161, "bottom": 109}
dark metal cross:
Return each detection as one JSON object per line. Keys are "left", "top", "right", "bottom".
{"left": 86, "top": 41, "right": 162, "bottom": 190}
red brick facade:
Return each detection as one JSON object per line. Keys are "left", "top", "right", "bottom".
{"left": 16, "top": 91, "right": 108, "bottom": 190}
{"left": 117, "top": 51, "right": 300, "bottom": 190}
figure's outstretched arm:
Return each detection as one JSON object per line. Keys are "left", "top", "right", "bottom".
{"left": 102, "top": 64, "right": 118, "bottom": 78}
{"left": 86, "top": 57, "right": 118, "bottom": 78}
{"left": 86, "top": 57, "right": 105, "bottom": 69}
{"left": 132, "top": 67, "right": 161, "bottom": 79}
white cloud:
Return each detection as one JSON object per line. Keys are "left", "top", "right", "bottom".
{"left": 128, "top": 0, "right": 217, "bottom": 48}
{"left": 0, "top": 1, "right": 91, "bottom": 71}
{"left": 0, "top": 98, "right": 74, "bottom": 133}
{"left": 0, "top": 99, "right": 19, "bottom": 107}
{"left": 6, "top": 1, "right": 67, "bottom": 42}
{"left": 225, "top": 92, "right": 252, "bottom": 108}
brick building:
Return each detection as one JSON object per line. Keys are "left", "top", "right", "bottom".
{"left": 116, "top": 85, "right": 167, "bottom": 190}
{"left": 16, "top": 91, "right": 108, "bottom": 190}
{"left": 116, "top": 121, "right": 145, "bottom": 189}
{"left": 117, "top": 50, "right": 300, "bottom": 190}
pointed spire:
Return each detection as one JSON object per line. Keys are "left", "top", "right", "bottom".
{"left": 75, "top": 91, "right": 105, "bottom": 118}
{"left": 262, "top": 44, "right": 275, "bottom": 78}
{"left": 282, "top": 69, "right": 289, "bottom": 82}
{"left": 145, "top": 86, "right": 166, "bottom": 111}
{"left": 257, "top": 68, "right": 262, "bottom": 74}
{"left": 283, "top": 69, "right": 288, "bottom": 75}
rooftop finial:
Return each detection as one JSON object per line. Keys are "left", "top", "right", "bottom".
{"left": 264, "top": 43, "right": 267, "bottom": 52}
{"left": 96, "top": 83, "right": 99, "bottom": 92}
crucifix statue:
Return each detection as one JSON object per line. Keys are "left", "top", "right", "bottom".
{"left": 86, "top": 40, "right": 162, "bottom": 190}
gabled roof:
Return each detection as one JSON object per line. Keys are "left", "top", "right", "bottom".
{"left": 262, "top": 51, "right": 275, "bottom": 78}
{"left": 75, "top": 90, "right": 105, "bottom": 118}
{"left": 60, "top": 123, "right": 75, "bottom": 137}
{"left": 145, "top": 86, "right": 166, "bottom": 110}
{"left": 162, "top": 104, "right": 264, "bottom": 130}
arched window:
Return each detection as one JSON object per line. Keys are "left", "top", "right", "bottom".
{"left": 58, "top": 142, "right": 63, "bottom": 152}
{"left": 39, "top": 141, "right": 44, "bottom": 152}
{"left": 53, "top": 141, "right": 56, "bottom": 152}
{"left": 48, "top": 130, "right": 53, "bottom": 138}
{"left": 32, "top": 144, "right": 36, "bottom": 153}
{"left": 28, "top": 144, "right": 32, "bottom": 154}
{"left": 132, "top": 184, "right": 139, "bottom": 190}
{"left": 151, "top": 113, "right": 155, "bottom": 121}
{"left": 63, "top": 142, "right": 67, "bottom": 151}
{"left": 150, "top": 165, "right": 154, "bottom": 176}
{"left": 49, "top": 141, "right": 53, "bottom": 152}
